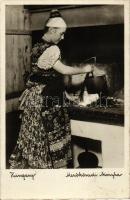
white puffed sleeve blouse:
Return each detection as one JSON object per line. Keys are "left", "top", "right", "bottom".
{"left": 37, "top": 45, "right": 61, "bottom": 70}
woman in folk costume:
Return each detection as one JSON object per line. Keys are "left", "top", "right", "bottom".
{"left": 9, "top": 9, "right": 103, "bottom": 169}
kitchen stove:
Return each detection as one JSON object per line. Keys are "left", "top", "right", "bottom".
{"left": 68, "top": 96, "right": 124, "bottom": 126}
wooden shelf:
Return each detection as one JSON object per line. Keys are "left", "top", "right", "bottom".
{"left": 24, "top": 5, "right": 100, "bottom": 13}
{"left": 6, "top": 30, "right": 32, "bottom": 35}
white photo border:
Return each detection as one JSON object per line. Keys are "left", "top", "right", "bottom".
{"left": 0, "top": 0, "right": 130, "bottom": 199}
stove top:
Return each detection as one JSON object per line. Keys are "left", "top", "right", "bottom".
{"left": 68, "top": 96, "right": 124, "bottom": 126}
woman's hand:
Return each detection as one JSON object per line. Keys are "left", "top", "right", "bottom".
{"left": 83, "top": 64, "right": 93, "bottom": 73}
{"left": 92, "top": 65, "right": 106, "bottom": 76}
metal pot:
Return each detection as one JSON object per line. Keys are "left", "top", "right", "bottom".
{"left": 85, "top": 71, "right": 108, "bottom": 96}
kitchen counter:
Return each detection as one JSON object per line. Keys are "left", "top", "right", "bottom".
{"left": 68, "top": 105, "right": 124, "bottom": 126}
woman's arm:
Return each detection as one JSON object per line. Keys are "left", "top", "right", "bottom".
{"left": 53, "top": 60, "right": 92, "bottom": 75}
